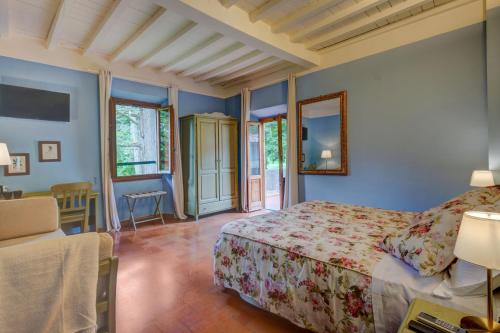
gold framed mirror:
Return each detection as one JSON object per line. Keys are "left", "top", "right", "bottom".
{"left": 298, "top": 91, "right": 348, "bottom": 175}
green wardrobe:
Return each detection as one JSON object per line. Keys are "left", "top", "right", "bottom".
{"left": 180, "top": 113, "right": 239, "bottom": 219}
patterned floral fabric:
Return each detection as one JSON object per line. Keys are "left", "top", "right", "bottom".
{"left": 214, "top": 201, "right": 416, "bottom": 332}
{"left": 381, "top": 187, "right": 500, "bottom": 276}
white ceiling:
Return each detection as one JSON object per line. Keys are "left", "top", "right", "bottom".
{"left": 3, "top": 0, "right": 457, "bottom": 91}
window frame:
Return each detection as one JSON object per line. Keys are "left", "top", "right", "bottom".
{"left": 109, "top": 97, "right": 175, "bottom": 182}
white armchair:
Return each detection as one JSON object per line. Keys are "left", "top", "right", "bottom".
{"left": 0, "top": 197, "right": 118, "bottom": 333}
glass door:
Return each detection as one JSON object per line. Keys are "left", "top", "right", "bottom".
{"left": 247, "top": 122, "right": 264, "bottom": 211}
{"left": 262, "top": 115, "right": 287, "bottom": 210}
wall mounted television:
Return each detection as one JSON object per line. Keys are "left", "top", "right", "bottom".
{"left": 0, "top": 84, "right": 70, "bottom": 122}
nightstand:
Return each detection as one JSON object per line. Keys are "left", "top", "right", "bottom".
{"left": 398, "top": 298, "right": 469, "bottom": 333}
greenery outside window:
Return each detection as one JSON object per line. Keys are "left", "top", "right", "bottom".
{"left": 110, "top": 97, "right": 174, "bottom": 182}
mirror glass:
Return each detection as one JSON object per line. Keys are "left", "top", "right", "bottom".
{"left": 298, "top": 91, "right": 347, "bottom": 175}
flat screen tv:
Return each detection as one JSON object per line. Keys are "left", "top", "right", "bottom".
{"left": 0, "top": 84, "right": 70, "bottom": 122}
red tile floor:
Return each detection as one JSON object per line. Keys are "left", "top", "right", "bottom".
{"left": 112, "top": 211, "right": 311, "bottom": 333}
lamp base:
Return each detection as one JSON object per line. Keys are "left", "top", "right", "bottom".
{"left": 461, "top": 316, "right": 500, "bottom": 332}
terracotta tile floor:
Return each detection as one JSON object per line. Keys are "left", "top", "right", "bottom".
{"left": 112, "top": 211, "right": 311, "bottom": 333}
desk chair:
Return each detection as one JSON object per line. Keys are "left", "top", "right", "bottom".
{"left": 50, "top": 182, "right": 92, "bottom": 233}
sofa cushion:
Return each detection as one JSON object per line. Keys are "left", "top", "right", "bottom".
{"left": 0, "top": 197, "right": 59, "bottom": 241}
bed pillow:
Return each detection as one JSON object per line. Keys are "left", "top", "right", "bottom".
{"left": 381, "top": 201, "right": 500, "bottom": 277}
{"left": 410, "top": 187, "right": 500, "bottom": 225}
{"left": 433, "top": 259, "right": 500, "bottom": 297}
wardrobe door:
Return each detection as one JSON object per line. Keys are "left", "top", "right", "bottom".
{"left": 197, "top": 118, "right": 219, "bottom": 205}
{"left": 218, "top": 119, "right": 238, "bottom": 201}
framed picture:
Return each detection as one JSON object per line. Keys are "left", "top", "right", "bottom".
{"left": 38, "top": 141, "right": 61, "bottom": 162}
{"left": 5, "top": 153, "right": 30, "bottom": 176}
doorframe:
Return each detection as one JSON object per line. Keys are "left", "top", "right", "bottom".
{"left": 260, "top": 114, "right": 287, "bottom": 209}
{"left": 246, "top": 121, "right": 265, "bottom": 211}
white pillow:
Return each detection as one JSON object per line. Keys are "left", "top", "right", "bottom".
{"left": 433, "top": 260, "right": 500, "bottom": 297}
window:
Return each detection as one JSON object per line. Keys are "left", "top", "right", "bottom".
{"left": 110, "top": 98, "right": 174, "bottom": 181}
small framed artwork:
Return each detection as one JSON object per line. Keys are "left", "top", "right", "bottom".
{"left": 38, "top": 141, "right": 61, "bottom": 162}
{"left": 5, "top": 153, "right": 30, "bottom": 176}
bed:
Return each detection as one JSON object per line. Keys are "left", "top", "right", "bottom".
{"left": 214, "top": 190, "right": 500, "bottom": 333}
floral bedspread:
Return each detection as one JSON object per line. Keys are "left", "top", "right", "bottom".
{"left": 214, "top": 201, "right": 416, "bottom": 332}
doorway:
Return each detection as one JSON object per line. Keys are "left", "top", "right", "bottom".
{"left": 262, "top": 115, "right": 287, "bottom": 210}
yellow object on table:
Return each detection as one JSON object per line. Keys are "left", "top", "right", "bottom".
{"left": 398, "top": 298, "right": 469, "bottom": 333}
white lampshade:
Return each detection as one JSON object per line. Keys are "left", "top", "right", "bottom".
{"left": 0, "top": 143, "right": 10, "bottom": 166}
{"left": 454, "top": 211, "right": 500, "bottom": 270}
{"left": 470, "top": 170, "right": 496, "bottom": 187}
{"left": 321, "top": 150, "right": 332, "bottom": 159}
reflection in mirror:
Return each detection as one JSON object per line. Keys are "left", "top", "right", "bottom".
{"left": 298, "top": 91, "right": 347, "bottom": 175}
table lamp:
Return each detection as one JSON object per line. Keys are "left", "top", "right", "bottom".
{"left": 454, "top": 211, "right": 500, "bottom": 332}
{"left": 0, "top": 143, "right": 11, "bottom": 193}
{"left": 321, "top": 150, "right": 332, "bottom": 170}
{"left": 471, "top": 170, "right": 497, "bottom": 187}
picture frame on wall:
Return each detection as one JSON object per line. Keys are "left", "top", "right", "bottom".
{"left": 38, "top": 141, "right": 61, "bottom": 162}
{"left": 4, "top": 153, "right": 30, "bottom": 176}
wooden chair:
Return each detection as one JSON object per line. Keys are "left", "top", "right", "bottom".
{"left": 50, "top": 182, "right": 92, "bottom": 233}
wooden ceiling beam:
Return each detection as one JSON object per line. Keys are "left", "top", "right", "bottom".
{"left": 0, "top": 0, "right": 10, "bottom": 39}
{"left": 210, "top": 56, "right": 281, "bottom": 85}
{"left": 194, "top": 50, "right": 266, "bottom": 82}
{"left": 306, "top": 0, "right": 432, "bottom": 50}
{"left": 271, "top": 0, "right": 341, "bottom": 33}
{"left": 160, "top": 33, "right": 224, "bottom": 72}
{"left": 249, "top": 0, "right": 284, "bottom": 22}
{"left": 219, "top": 0, "right": 240, "bottom": 8}
{"left": 153, "top": 0, "right": 320, "bottom": 67}
{"left": 135, "top": 21, "right": 198, "bottom": 68}
{"left": 220, "top": 62, "right": 294, "bottom": 88}
{"left": 46, "top": 0, "right": 72, "bottom": 48}
{"left": 110, "top": 7, "right": 167, "bottom": 62}
{"left": 291, "top": 0, "right": 387, "bottom": 43}
{"left": 178, "top": 42, "right": 245, "bottom": 77}
{"left": 83, "top": 0, "right": 129, "bottom": 55}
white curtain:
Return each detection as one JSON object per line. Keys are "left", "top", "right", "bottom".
{"left": 169, "top": 85, "right": 187, "bottom": 219}
{"left": 284, "top": 73, "right": 299, "bottom": 208}
{"left": 240, "top": 88, "right": 251, "bottom": 212}
{"left": 99, "top": 70, "right": 121, "bottom": 231}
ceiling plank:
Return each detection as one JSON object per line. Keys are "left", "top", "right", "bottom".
{"left": 83, "top": 0, "right": 130, "bottom": 55}
{"left": 153, "top": 0, "right": 320, "bottom": 67}
{"left": 110, "top": 7, "right": 167, "bottom": 62}
{"left": 160, "top": 33, "right": 224, "bottom": 72}
{"left": 220, "top": 62, "right": 294, "bottom": 88}
{"left": 249, "top": 0, "right": 284, "bottom": 23}
{"left": 291, "top": 0, "right": 387, "bottom": 43}
{"left": 178, "top": 42, "right": 245, "bottom": 77}
{"left": 271, "top": 0, "right": 341, "bottom": 33}
{"left": 219, "top": 0, "right": 240, "bottom": 8}
{"left": 0, "top": 0, "right": 9, "bottom": 39}
{"left": 47, "top": 0, "right": 71, "bottom": 48}
{"left": 210, "top": 56, "right": 282, "bottom": 85}
{"left": 194, "top": 50, "right": 265, "bottom": 82}
{"left": 306, "top": 0, "right": 432, "bottom": 50}
{"left": 136, "top": 21, "right": 198, "bottom": 68}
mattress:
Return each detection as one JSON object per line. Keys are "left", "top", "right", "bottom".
{"left": 214, "top": 201, "right": 416, "bottom": 332}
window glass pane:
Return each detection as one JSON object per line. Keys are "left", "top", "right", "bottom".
{"left": 248, "top": 124, "right": 261, "bottom": 176}
{"left": 115, "top": 104, "right": 158, "bottom": 177}
{"left": 159, "top": 108, "right": 171, "bottom": 173}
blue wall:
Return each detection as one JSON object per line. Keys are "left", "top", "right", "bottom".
{"left": 487, "top": 7, "right": 500, "bottom": 169}
{"left": 250, "top": 81, "right": 287, "bottom": 111}
{"left": 302, "top": 115, "right": 341, "bottom": 170}
{"left": 296, "top": 23, "right": 488, "bottom": 211}
{"left": 0, "top": 56, "right": 103, "bottom": 225}
{"left": 179, "top": 90, "right": 225, "bottom": 117}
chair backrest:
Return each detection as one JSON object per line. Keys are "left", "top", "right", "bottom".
{"left": 50, "top": 182, "right": 92, "bottom": 214}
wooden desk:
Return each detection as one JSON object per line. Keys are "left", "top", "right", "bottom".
{"left": 398, "top": 298, "right": 468, "bottom": 333}
{"left": 23, "top": 190, "right": 100, "bottom": 231}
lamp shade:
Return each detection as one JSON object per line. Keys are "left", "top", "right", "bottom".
{"left": 470, "top": 170, "right": 496, "bottom": 187}
{"left": 321, "top": 150, "right": 332, "bottom": 159}
{"left": 454, "top": 211, "right": 500, "bottom": 270}
{"left": 0, "top": 143, "right": 10, "bottom": 166}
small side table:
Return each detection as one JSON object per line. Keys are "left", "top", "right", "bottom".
{"left": 398, "top": 298, "right": 469, "bottom": 333}
{"left": 123, "top": 191, "right": 167, "bottom": 231}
